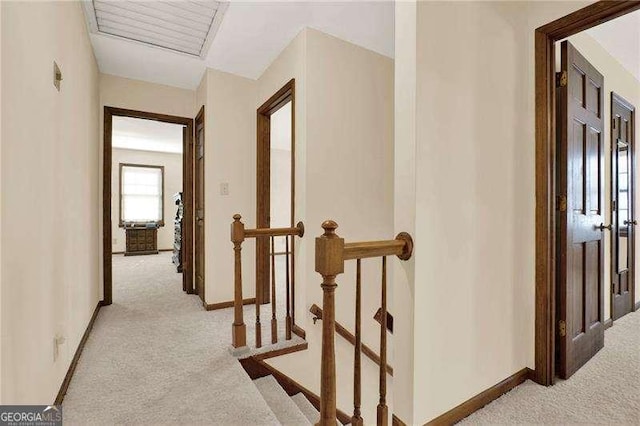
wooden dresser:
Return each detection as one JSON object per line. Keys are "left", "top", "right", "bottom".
{"left": 125, "top": 226, "right": 158, "bottom": 256}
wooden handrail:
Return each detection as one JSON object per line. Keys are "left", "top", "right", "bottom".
{"left": 342, "top": 232, "right": 413, "bottom": 261}
{"left": 315, "top": 220, "right": 413, "bottom": 426}
{"left": 309, "top": 304, "right": 393, "bottom": 375}
{"left": 230, "top": 214, "right": 304, "bottom": 351}
{"left": 244, "top": 223, "right": 304, "bottom": 238}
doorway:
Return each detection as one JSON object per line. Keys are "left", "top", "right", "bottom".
{"left": 103, "top": 107, "right": 194, "bottom": 305}
{"left": 534, "top": 1, "right": 640, "bottom": 386}
{"left": 256, "top": 79, "right": 296, "bottom": 320}
{"left": 611, "top": 93, "right": 636, "bottom": 320}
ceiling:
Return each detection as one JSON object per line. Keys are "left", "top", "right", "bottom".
{"left": 586, "top": 10, "right": 640, "bottom": 82}
{"left": 112, "top": 116, "right": 184, "bottom": 154}
{"left": 84, "top": 1, "right": 394, "bottom": 89}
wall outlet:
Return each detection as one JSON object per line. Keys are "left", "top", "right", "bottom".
{"left": 220, "top": 182, "right": 229, "bottom": 196}
{"left": 113, "top": 238, "right": 117, "bottom": 245}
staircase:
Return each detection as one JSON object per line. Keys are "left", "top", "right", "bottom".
{"left": 253, "top": 375, "right": 319, "bottom": 425}
{"left": 234, "top": 218, "right": 414, "bottom": 425}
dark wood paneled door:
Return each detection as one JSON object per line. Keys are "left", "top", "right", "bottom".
{"left": 611, "top": 93, "right": 636, "bottom": 321}
{"left": 556, "top": 41, "right": 605, "bottom": 379}
{"left": 195, "top": 107, "right": 205, "bottom": 303}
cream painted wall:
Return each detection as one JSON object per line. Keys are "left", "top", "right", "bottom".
{"left": 393, "top": 1, "right": 594, "bottom": 423}
{"left": 201, "top": 69, "right": 257, "bottom": 304}
{"left": 262, "top": 29, "right": 395, "bottom": 421}
{"left": 111, "top": 148, "right": 183, "bottom": 253}
{"left": 304, "top": 26, "right": 395, "bottom": 366}
{"left": 393, "top": 2, "right": 417, "bottom": 422}
{"left": 99, "top": 74, "right": 195, "bottom": 298}
{"left": 566, "top": 32, "right": 640, "bottom": 318}
{"left": 100, "top": 74, "right": 196, "bottom": 118}
{"left": 1, "top": 0, "right": 100, "bottom": 403}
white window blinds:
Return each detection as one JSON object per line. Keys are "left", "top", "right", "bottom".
{"left": 121, "top": 165, "right": 163, "bottom": 223}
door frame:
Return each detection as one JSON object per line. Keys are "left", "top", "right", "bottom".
{"left": 194, "top": 106, "right": 205, "bottom": 303}
{"left": 534, "top": 1, "right": 640, "bottom": 386}
{"left": 610, "top": 92, "right": 636, "bottom": 320}
{"left": 256, "top": 79, "right": 296, "bottom": 307}
{"left": 103, "top": 106, "right": 194, "bottom": 305}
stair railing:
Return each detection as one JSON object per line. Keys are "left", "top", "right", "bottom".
{"left": 315, "top": 220, "right": 413, "bottom": 426}
{"left": 230, "top": 214, "right": 305, "bottom": 350}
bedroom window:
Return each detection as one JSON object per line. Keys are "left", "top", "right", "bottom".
{"left": 119, "top": 163, "right": 164, "bottom": 226}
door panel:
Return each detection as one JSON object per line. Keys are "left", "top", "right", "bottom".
{"left": 556, "top": 41, "right": 605, "bottom": 379}
{"left": 611, "top": 93, "right": 635, "bottom": 320}
{"left": 195, "top": 107, "right": 205, "bottom": 302}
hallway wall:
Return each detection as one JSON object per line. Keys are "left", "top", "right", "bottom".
{"left": 1, "top": 1, "right": 100, "bottom": 403}
{"left": 394, "top": 1, "right": 593, "bottom": 423}
{"left": 195, "top": 68, "right": 257, "bottom": 305}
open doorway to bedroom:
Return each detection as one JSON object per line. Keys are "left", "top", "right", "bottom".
{"left": 535, "top": 2, "right": 640, "bottom": 387}
{"left": 103, "top": 107, "right": 194, "bottom": 306}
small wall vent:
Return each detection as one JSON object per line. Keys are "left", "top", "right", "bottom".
{"left": 81, "top": 0, "right": 227, "bottom": 58}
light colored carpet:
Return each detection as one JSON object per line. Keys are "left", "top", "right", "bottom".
{"left": 253, "top": 376, "right": 311, "bottom": 425}
{"left": 461, "top": 309, "right": 640, "bottom": 425}
{"left": 63, "top": 252, "right": 282, "bottom": 425}
{"left": 291, "top": 393, "right": 319, "bottom": 424}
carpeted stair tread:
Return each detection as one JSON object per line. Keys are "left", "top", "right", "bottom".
{"left": 253, "top": 375, "right": 311, "bottom": 425}
{"left": 291, "top": 393, "right": 319, "bottom": 424}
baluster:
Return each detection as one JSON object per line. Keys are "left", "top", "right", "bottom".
{"left": 291, "top": 231, "right": 297, "bottom": 335}
{"left": 231, "top": 214, "right": 247, "bottom": 349}
{"left": 255, "top": 245, "right": 262, "bottom": 347}
{"left": 316, "top": 221, "right": 344, "bottom": 426}
{"left": 377, "top": 256, "right": 388, "bottom": 426}
{"left": 271, "top": 236, "right": 278, "bottom": 344}
{"left": 352, "top": 259, "right": 363, "bottom": 426}
{"left": 285, "top": 235, "right": 292, "bottom": 340}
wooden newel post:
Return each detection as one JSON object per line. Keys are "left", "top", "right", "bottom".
{"left": 231, "top": 214, "right": 247, "bottom": 348}
{"left": 315, "top": 220, "right": 345, "bottom": 426}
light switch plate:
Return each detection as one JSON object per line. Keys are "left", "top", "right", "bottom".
{"left": 220, "top": 182, "right": 229, "bottom": 196}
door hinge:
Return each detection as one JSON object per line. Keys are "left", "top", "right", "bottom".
{"left": 556, "top": 71, "right": 567, "bottom": 87}
{"left": 558, "top": 320, "right": 567, "bottom": 337}
{"left": 557, "top": 195, "right": 567, "bottom": 212}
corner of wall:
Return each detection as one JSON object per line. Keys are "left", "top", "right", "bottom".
{"left": 393, "top": 0, "right": 417, "bottom": 423}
